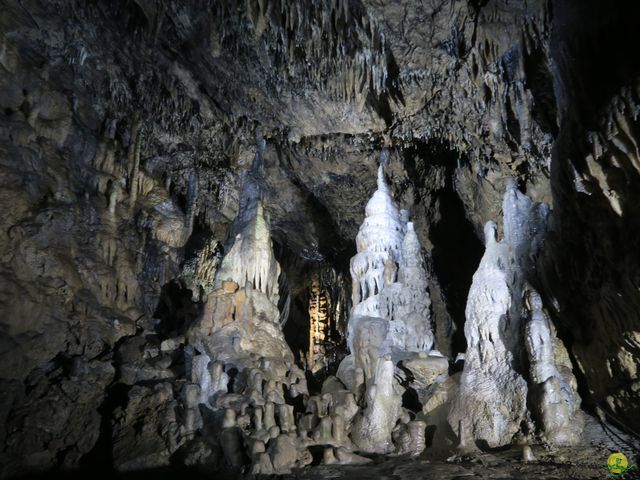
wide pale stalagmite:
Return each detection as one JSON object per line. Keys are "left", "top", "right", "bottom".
{"left": 449, "top": 221, "right": 528, "bottom": 448}
{"left": 184, "top": 151, "right": 312, "bottom": 473}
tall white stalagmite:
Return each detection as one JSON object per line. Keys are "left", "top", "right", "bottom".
{"left": 348, "top": 165, "right": 434, "bottom": 354}
{"left": 395, "top": 222, "right": 434, "bottom": 352}
{"left": 448, "top": 221, "right": 528, "bottom": 448}
{"left": 350, "top": 164, "right": 404, "bottom": 317}
{"left": 340, "top": 158, "right": 435, "bottom": 454}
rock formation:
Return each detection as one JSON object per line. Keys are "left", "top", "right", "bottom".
{"left": 183, "top": 146, "right": 312, "bottom": 474}
{"left": 449, "top": 182, "right": 584, "bottom": 449}
{"left": 338, "top": 158, "right": 441, "bottom": 455}
{"left": 524, "top": 288, "right": 584, "bottom": 445}
{"left": 347, "top": 161, "right": 436, "bottom": 360}
{"left": 448, "top": 221, "right": 529, "bottom": 448}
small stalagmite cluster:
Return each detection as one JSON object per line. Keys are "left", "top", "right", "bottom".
{"left": 178, "top": 147, "right": 375, "bottom": 474}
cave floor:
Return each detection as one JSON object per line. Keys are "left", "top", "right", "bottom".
{"left": 290, "top": 444, "right": 639, "bottom": 480}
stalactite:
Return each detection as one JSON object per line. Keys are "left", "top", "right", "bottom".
{"left": 128, "top": 119, "right": 142, "bottom": 212}
{"left": 184, "top": 172, "right": 197, "bottom": 242}
{"left": 307, "top": 272, "right": 332, "bottom": 374}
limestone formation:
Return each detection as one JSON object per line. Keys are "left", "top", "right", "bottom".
{"left": 449, "top": 183, "right": 587, "bottom": 449}
{"left": 351, "top": 356, "right": 402, "bottom": 453}
{"left": 524, "top": 289, "right": 583, "bottom": 445}
{"left": 448, "top": 220, "right": 528, "bottom": 448}
{"left": 338, "top": 160, "right": 440, "bottom": 454}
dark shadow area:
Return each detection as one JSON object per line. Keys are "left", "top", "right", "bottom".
{"left": 403, "top": 141, "right": 484, "bottom": 356}
{"left": 522, "top": 46, "right": 558, "bottom": 137}
{"left": 81, "top": 382, "right": 131, "bottom": 469}
{"left": 431, "top": 170, "right": 483, "bottom": 356}
{"left": 474, "top": 440, "right": 513, "bottom": 453}
{"left": 153, "top": 280, "right": 200, "bottom": 336}
{"left": 273, "top": 172, "right": 357, "bottom": 271}
{"left": 546, "top": 0, "right": 640, "bottom": 435}
{"left": 283, "top": 284, "right": 311, "bottom": 363}
{"left": 401, "top": 388, "right": 422, "bottom": 414}
{"left": 183, "top": 214, "right": 221, "bottom": 261}
{"left": 550, "top": 0, "right": 640, "bottom": 129}
{"left": 7, "top": 466, "right": 240, "bottom": 480}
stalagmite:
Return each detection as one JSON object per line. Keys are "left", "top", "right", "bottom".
{"left": 349, "top": 163, "right": 404, "bottom": 311}
{"left": 264, "top": 402, "right": 276, "bottom": 430}
{"left": 449, "top": 181, "right": 584, "bottom": 449}
{"left": 524, "top": 288, "right": 583, "bottom": 445}
{"left": 407, "top": 420, "right": 427, "bottom": 456}
{"left": 522, "top": 445, "right": 536, "bottom": 463}
{"left": 277, "top": 404, "right": 295, "bottom": 433}
{"left": 351, "top": 356, "right": 402, "bottom": 453}
{"left": 183, "top": 140, "right": 308, "bottom": 470}
{"left": 314, "top": 416, "right": 333, "bottom": 444}
{"left": 323, "top": 447, "right": 338, "bottom": 465}
{"left": 337, "top": 155, "right": 438, "bottom": 454}
{"left": 108, "top": 178, "right": 124, "bottom": 216}
{"left": 448, "top": 221, "right": 528, "bottom": 448}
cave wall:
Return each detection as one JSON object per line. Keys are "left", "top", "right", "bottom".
{"left": 0, "top": 0, "right": 639, "bottom": 473}
{"left": 545, "top": 0, "right": 640, "bottom": 431}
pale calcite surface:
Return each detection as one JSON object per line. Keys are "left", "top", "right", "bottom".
{"left": 448, "top": 221, "right": 529, "bottom": 448}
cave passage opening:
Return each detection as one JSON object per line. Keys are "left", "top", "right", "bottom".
{"left": 402, "top": 140, "right": 484, "bottom": 357}
{"left": 275, "top": 240, "right": 350, "bottom": 391}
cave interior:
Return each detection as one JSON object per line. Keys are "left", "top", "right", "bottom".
{"left": 1, "top": 0, "right": 640, "bottom": 478}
